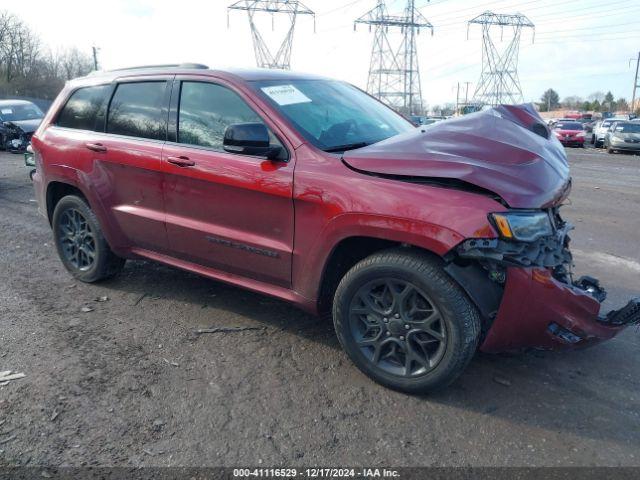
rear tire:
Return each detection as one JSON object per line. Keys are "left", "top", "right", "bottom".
{"left": 332, "top": 248, "right": 480, "bottom": 394}
{"left": 52, "top": 195, "right": 125, "bottom": 283}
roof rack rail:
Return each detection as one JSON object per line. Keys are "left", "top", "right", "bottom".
{"left": 108, "top": 63, "right": 209, "bottom": 72}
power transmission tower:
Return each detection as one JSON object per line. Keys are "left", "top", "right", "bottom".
{"left": 467, "top": 12, "right": 534, "bottom": 106}
{"left": 227, "top": 0, "right": 315, "bottom": 70}
{"left": 355, "top": 1, "right": 433, "bottom": 115}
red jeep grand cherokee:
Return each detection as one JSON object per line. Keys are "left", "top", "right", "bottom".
{"left": 30, "top": 65, "right": 639, "bottom": 393}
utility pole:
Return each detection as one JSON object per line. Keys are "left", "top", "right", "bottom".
{"left": 464, "top": 81, "right": 471, "bottom": 106}
{"left": 91, "top": 46, "right": 100, "bottom": 70}
{"left": 355, "top": 1, "right": 434, "bottom": 115}
{"left": 456, "top": 82, "right": 460, "bottom": 115}
{"left": 467, "top": 12, "right": 534, "bottom": 106}
{"left": 227, "top": 1, "right": 315, "bottom": 70}
{"left": 632, "top": 51, "right": 640, "bottom": 114}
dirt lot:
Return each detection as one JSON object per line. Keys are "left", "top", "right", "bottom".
{"left": 0, "top": 147, "right": 639, "bottom": 468}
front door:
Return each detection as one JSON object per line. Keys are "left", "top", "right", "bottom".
{"left": 162, "top": 78, "right": 295, "bottom": 287}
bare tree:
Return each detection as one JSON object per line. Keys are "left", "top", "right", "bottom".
{"left": 561, "top": 96, "right": 583, "bottom": 109}
{"left": 0, "top": 10, "right": 93, "bottom": 99}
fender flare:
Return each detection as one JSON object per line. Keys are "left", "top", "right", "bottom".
{"left": 293, "top": 212, "right": 467, "bottom": 302}
{"left": 44, "top": 166, "right": 124, "bottom": 252}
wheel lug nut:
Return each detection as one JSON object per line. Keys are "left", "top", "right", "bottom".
{"left": 386, "top": 331, "right": 391, "bottom": 336}
{"left": 394, "top": 314, "right": 400, "bottom": 319}
{"left": 383, "top": 318, "right": 388, "bottom": 323}
{"left": 405, "top": 324, "right": 410, "bottom": 330}
{"left": 399, "top": 336, "right": 405, "bottom": 341}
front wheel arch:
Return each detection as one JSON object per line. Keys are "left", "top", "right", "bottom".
{"left": 316, "top": 237, "right": 444, "bottom": 314}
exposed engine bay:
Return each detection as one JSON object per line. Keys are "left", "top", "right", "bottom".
{"left": 2, "top": 121, "right": 34, "bottom": 152}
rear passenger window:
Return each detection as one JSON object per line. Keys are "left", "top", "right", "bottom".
{"left": 107, "top": 82, "right": 166, "bottom": 140}
{"left": 57, "top": 85, "right": 109, "bottom": 130}
{"left": 178, "top": 82, "right": 263, "bottom": 150}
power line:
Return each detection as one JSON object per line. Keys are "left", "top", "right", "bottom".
{"left": 536, "top": 28, "right": 640, "bottom": 40}
{"left": 317, "top": 0, "right": 366, "bottom": 17}
{"left": 432, "top": 0, "right": 638, "bottom": 35}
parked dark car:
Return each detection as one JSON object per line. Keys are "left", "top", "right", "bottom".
{"left": 29, "top": 65, "right": 640, "bottom": 393}
{"left": 0, "top": 99, "right": 45, "bottom": 152}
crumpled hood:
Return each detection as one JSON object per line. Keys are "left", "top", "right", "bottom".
{"left": 343, "top": 104, "right": 570, "bottom": 208}
{"left": 3, "top": 118, "right": 41, "bottom": 133}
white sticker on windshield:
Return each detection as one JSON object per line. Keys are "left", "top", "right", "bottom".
{"left": 1, "top": 108, "right": 13, "bottom": 114}
{"left": 261, "top": 85, "right": 312, "bottom": 106}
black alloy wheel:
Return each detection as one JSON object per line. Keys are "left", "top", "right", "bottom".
{"left": 333, "top": 248, "right": 481, "bottom": 393}
{"left": 52, "top": 195, "right": 125, "bottom": 282}
{"left": 348, "top": 278, "right": 447, "bottom": 377}
{"left": 57, "top": 207, "right": 97, "bottom": 271}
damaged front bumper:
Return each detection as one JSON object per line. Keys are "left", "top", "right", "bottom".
{"left": 449, "top": 214, "right": 640, "bottom": 353}
{"left": 479, "top": 267, "right": 639, "bottom": 353}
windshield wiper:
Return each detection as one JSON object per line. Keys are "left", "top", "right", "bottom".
{"left": 323, "top": 142, "right": 370, "bottom": 153}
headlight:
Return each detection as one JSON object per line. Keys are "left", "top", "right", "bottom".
{"left": 490, "top": 211, "right": 554, "bottom": 242}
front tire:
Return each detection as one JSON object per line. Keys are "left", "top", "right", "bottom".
{"left": 52, "top": 195, "right": 125, "bottom": 283}
{"left": 332, "top": 248, "right": 481, "bottom": 394}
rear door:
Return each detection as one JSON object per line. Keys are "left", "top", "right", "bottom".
{"left": 94, "top": 77, "right": 172, "bottom": 253}
{"left": 162, "top": 77, "right": 295, "bottom": 287}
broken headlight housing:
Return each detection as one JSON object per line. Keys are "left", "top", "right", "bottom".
{"left": 490, "top": 211, "right": 554, "bottom": 242}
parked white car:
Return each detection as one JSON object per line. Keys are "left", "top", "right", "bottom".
{"left": 592, "top": 119, "right": 615, "bottom": 148}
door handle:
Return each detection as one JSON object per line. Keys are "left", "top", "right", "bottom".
{"left": 167, "top": 155, "right": 195, "bottom": 167}
{"left": 85, "top": 142, "right": 107, "bottom": 152}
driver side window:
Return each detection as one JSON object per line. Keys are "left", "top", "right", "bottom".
{"left": 178, "top": 81, "right": 281, "bottom": 152}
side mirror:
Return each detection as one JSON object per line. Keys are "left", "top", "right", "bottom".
{"left": 223, "top": 122, "right": 282, "bottom": 160}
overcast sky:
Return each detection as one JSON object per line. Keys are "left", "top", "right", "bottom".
{"left": 10, "top": 0, "right": 640, "bottom": 106}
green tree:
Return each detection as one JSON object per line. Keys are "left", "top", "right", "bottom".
{"left": 592, "top": 100, "right": 601, "bottom": 112}
{"left": 603, "top": 91, "right": 615, "bottom": 111}
{"left": 581, "top": 101, "right": 592, "bottom": 111}
{"left": 615, "top": 98, "right": 629, "bottom": 112}
{"left": 540, "top": 88, "right": 560, "bottom": 111}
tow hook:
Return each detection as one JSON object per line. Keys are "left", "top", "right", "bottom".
{"left": 575, "top": 275, "right": 607, "bottom": 302}
{"left": 600, "top": 298, "right": 640, "bottom": 327}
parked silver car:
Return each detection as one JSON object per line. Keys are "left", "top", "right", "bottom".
{"left": 604, "top": 121, "right": 640, "bottom": 154}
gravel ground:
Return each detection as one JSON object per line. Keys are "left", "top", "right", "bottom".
{"left": 0, "top": 147, "right": 639, "bottom": 468}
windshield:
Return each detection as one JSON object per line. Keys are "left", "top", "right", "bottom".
{"left": 251, "top": 79, "right": 414, "bottom": 152}
{"left": 555, "top": 122, "right": 582, "bottom": 131}
{"left": 0, "top": 103, "right": 44, "bottom": 121}
{"left": 615, "top": 123, "right": 640, "bottom": 133}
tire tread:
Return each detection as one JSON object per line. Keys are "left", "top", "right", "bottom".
{"left": 333, "top": 247, "right": 481, "bottom": 393}
{"left": 52, "top": 195, "right": 125, "bottom": 283}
